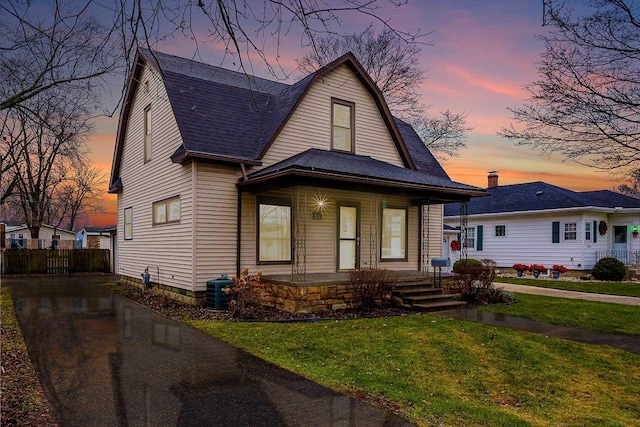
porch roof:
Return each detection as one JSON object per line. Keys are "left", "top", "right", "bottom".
{"left": 238, "top": 149, "right": 487, "bottom": 203}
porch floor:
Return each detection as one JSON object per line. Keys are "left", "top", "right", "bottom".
{"left": 262, "top": 270, "right": 455, "bottom": 287}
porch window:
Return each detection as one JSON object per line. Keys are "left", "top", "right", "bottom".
{"left": 124, "top": 207, "right": 133, "bottom": 240}
{"left": 563, "top": 222, "right": 577, "bottom": 241}
{"left": 153, "top": 197, "right": 181, "bottom": 225}
{"left": 381, "top": 207, "right": 407, "bottom": 260}
{"left": 331, "top": 99, "right": 354, "bottom": 153}
{"left": 257, "top": 197, "right": 292, "bottom": 263}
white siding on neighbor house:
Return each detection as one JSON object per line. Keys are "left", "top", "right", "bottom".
{"left": 258, "top": 64, "right": 405, "bottom": 171}
{"left": 117, "top": 64, "right": 195, "bottom": 291}
{"left": 238, "top": 187, "right": 442, "bottom": 276}
{"left": 8, "top": 226, "right": 76, "bottom": 240}
{"left": 609, "top": 213, "right": 640, "bottom": 254}
{"left": 445, "top": 212, "right": 610, "bottom": 270}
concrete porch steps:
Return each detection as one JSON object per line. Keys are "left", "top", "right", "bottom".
{"left": 392, "top": 281, "right": 466, "bottom": 312}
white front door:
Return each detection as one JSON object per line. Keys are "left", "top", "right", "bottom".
{"left": 338, "top": 205, "right": 359, "bottom": 270}
{"left": 442, "top": 236, "right": 451, "bottom": 272}
{"left": 612, "top": 225, "right": 628, "bottom": 264}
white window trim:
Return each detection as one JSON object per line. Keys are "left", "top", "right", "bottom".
{"left": 562, "top": 221, "right": 578, "bottom": 242}
{"left": 124, "top": 207, "right": 133, "bottom": 240}
{"left": 494, "top": 224, "right": 507, "bottom": 238}
{"left": 466, "top": 226, "right": 476, "bottom": 249}
{"left": 381, "top": 207, "right": 408, "bottom": 261}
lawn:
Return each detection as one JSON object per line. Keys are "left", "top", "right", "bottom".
{"left": 188, "top": 314, "right": 640, "bottom": 427}
{"left": 481, "top": 293, "right": 640, "bottom": 335}
{"left": 494, "top": 277, "right": 640, "bottom": 298}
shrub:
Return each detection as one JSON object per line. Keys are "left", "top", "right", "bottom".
{"left": 226, "top": 269, "right": 266, "bottom": 318}
{"left": 452, "top": 258, "right": 482, "bottom": 272}
{"left": 349, "top": 268, "right": 398, "bottom": 311}
{"left": 591, "top": 257, "right": 626, "bottom": 281}
{"left": 446, "top": 260, "right": 513, "bottom": 305}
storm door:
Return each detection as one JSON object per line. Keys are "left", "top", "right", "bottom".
{"left": 612, "top": 226, "right": 628, "bottom": 264}
{"left": 338, "top": 204, "right": 360, "bottom": 270}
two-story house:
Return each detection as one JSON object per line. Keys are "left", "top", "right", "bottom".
{"left": 109, "top": 49, "right": 485, "bottom": 305}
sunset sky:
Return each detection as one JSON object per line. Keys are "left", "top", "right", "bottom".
{"left": 90, "top": 0, "right": 615, "bottom": 226}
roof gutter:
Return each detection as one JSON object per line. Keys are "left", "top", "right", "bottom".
{"left": 171, "top": 149, "right": 262, "bottom": 166}
{"left": 444, "top": 205, "right": 622, "bottom": 220}
{"left": 238, "top": 168, "right": 487, "bottom": 197}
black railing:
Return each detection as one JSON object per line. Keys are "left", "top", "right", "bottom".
{"left": 596, "top": 250, "right": 640, "bottom": 267}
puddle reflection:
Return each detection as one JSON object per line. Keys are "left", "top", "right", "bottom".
{"left": 8, "top": 277, "right": 412, "bottom": 427}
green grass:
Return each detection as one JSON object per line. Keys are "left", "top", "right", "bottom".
{"left": 187, "top": 315, "right": 640, "bottom": 427}
{"left": 481, "top": 293, "right": 640, "bottom": 335}
{"left": 494, "top": 277, "right": 640, "bottom": 297}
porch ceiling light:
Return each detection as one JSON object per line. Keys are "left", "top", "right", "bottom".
{"left": 312, "top": 192, "right": 330, "bottom": 213}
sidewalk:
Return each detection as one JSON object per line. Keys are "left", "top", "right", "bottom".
{"left": 495, "top": 282, "right": 640, "bottom": 306}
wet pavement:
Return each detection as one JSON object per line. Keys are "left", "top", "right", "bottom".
{"left": 5, "top": 276, "right": 413, "bottom": 427}
{"left": 437, "top": 308, "right": 640, "bottom": 354}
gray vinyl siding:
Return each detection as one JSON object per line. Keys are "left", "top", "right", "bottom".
{"left": 259, "top": 64, "right": 405, "bottom": 170}
{"left": 117, "top": 64, "right": 194, "bottom": 290}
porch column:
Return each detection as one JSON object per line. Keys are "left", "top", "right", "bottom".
{"left": 459, "top": 202, "right": 469, "bottom": 262}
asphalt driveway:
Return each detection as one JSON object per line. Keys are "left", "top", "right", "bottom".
{"left": 5, "top": 275, "right": 412, "bottom": 427}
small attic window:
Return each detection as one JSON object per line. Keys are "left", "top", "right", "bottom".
{"left": 143, "top": 80, "right": 149, "bottom": 93}
{"left": 536, "top": 190, "right": 544, "bottom": 196}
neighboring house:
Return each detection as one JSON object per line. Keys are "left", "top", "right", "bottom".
{"left": 77, "top": 226, "right": 114, "bottom": 249}
{"left": 3, "top": 224, "right": 77, "bottom": 249}
{"left": 444, "top": 172, "right": 640, "bottom": 270}
{"left": 109, "top": 49, "right": 485, "bottom": 300}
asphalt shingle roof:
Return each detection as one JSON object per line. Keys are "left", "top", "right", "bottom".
{"left": 138, "top": 49, "right": 449, "bottom": 175}
{"left": 248, "top": 149, "right": 480, "bottom": 191}
{"left": 444, "top": 181, "right": 640, "bottom": 216}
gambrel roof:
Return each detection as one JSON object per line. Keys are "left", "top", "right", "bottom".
{"left": 110, "top": 49, "right": 482, "bottom": 198}
{"left": 444, "top": 181, "right": 640, "bottom": 217}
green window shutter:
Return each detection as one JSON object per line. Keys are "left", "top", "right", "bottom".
{"left": 552, "top": 222, "right": 560, "bottom": 243}
{"left": 477, "top": 225, "right": 483, "bottom": 251}
{"left": 593, "top": 220, "right": 597, "bottom": 243}
{"left": 457, "top": 232, "right": 461, "bottom": 243}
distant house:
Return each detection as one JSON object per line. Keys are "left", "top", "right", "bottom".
{"left": 77, "top": 226, "right": 114, "bottom": 249}
{"left": 2, "top": 223, "right": 77, "bottom": 249}
{"left": 108, "top": 49, "right": 485, "bottom": 304}
{"left": 444, "top": 172, "right": 640, "bottom": 270}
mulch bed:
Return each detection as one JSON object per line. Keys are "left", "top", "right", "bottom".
{"left": 102, "top": 282, "right": 414, "bottom": 322}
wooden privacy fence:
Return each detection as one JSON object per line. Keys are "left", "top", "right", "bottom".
{"left": 1, "top": 249, "right": 111, "bottom": 275}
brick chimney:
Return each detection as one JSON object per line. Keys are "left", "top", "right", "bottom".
{"left": 488, "top": 171, "right": 499, "bottom": 188}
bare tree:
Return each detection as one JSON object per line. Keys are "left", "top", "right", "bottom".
{"left": 617, "top": 169, "right": 640, "bottom": 198}
{"left": 3, "top": 91, "right": 92, "bottom": 238}
{"left": 48, "top": 163, "right": 106, "bottom": 231}
{"left": 297, "top": 28, "right": 472, "bottom": 158}
{"left": 500, "top": 0, "right": 640, "bottom": 179}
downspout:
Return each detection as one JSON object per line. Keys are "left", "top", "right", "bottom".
{"left": 237, "top": 164, "right": 246, "bottom": 278}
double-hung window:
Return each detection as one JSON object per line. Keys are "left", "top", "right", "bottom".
{"left": 331, "top": 99, "right": 355, "bottom": 152}
{"left": 381, "top": 207, "right": 407, "bottom": 260}
{"left": 563, "top": 222, "right": 577, "bottom": 241}
{"left": 124, "top": 207, "right": 133, "bottom": 240}
{"left": 144, "top": 105, "right": 152, "bottom": 162}
{"left": 466, "top": 227, "right": 476, "bottom": 249}
{"left": 257, "top": 197, "right": 292, "bottom": 263}
{"left": 585, "top": 222, "right": 592, "bottom": 241}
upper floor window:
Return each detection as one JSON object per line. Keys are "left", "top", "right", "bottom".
{"left": 563, "top": 222, "right": 577, "bottom": 241}
{"left": 144, "top": 105, "right": 152, "bottom": 162}
{"left": 331, "top": 99, "right": 354, "bottom": 153}
{"left": 153, "top": 197, "right": 181, "bottom": 225}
